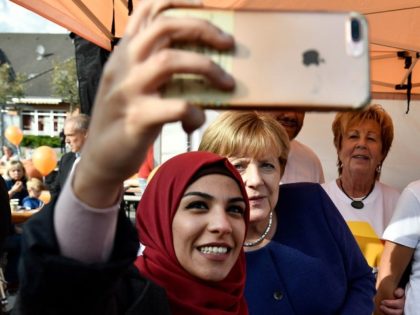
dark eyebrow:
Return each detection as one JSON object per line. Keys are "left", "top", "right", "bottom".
{"left": 182, "top": 192, "right": 246, "bottom": 204}
{"left": 183, "top": 192, "right": 212, "bottom": 199}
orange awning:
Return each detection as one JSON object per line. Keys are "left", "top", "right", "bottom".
{"left": 10, "top": 0, "right": 420, "bottom": 98}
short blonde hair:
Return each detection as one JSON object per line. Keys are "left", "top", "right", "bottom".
{"left": 199, "top": 111, "right": 290, "bottom": 175}
{"left": 26, "top": 177, "right": 44, "bottom": 191}
{"left": 332, "top": 104, "right": 394, "bottom": 176}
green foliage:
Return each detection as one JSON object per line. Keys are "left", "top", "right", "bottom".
{"left": 21, "top": 135, "right": 61, "bottom": 148}
{"left": 51, "top": 58, "right": 79, "bottom": 111}
{"left": 0, "top": 63, "right": 25, "bottom": 104}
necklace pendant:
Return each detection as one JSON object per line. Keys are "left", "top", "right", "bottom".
{"left": 351, "top": 200, "right": 364, "bottom": 209}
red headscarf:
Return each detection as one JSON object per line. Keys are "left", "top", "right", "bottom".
{"left": 134, "top": 151, "right": 249, "bottom": 315}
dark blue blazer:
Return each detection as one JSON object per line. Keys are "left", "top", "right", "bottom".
{"left": 245, "top": 183, "right": 375, "bottom": 315}
{"left": 50, "top": 152, "right": 76, "bottom": 199}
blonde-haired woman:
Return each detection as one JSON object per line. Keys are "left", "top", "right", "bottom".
{"left": 199, "top": 111, "right": 375, "bottom": 315}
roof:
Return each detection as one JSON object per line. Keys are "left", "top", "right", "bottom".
{"left": 0, "top": 33, "right": 74, "bottom": 99}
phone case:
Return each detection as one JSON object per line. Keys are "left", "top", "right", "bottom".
{"left": 162, "top": 9, "right": 371, "bottom": 111}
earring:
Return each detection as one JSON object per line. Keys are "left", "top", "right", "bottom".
{"left": 376, "top": 164, "right": 382, "bottom": 174}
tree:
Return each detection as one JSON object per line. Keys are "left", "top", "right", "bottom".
{"left": 0, "top": 63, "right": 25, "bottom": 147}
{"left": 0, "top": 63, "right": 25, "bottom": 104}
{"left": 51, "top": 58, "right": 79, "bottom": 112}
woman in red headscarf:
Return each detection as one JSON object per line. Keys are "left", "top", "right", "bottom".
{"left": 15, "top": 152, "right": 249, "bottom": 315}
{"left": 135, "top": 151, "right": 249, "bottom": 315}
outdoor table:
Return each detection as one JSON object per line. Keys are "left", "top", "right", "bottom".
{"left": 11, "top": 209, "right": 39, "bottom": 224}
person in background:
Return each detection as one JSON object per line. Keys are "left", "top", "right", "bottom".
{"left": 2, "top": 161, "right": 27, "bottom": 293}
{"left": 50, "top": 114, "right": 89, "bottom": 198}
{"left": 12, "top": 0, "right": 248, "bottom": 314}
{"left": 22, "top": 178, "right": 44, "bottom": 210}
{"left": 3, "top": 160, "right": 28, "bottom": 205}
{"left": 322, "top": 104, "right": 399, "bottom": 267}
{"left": 270, "top": 110, "right": 324, "bottom": 184}
{"left": 322, "top": 104, "right": 404, "bottom": 315}
{"left": 375, "top": 180, "right": 420, "bottom": 315}
{"left": 59, "top": 129, "right": 66, "bottom": 154}
{"left": 0, "top": 145, "right": 18, "bottom": 166}
{"left": 199, "top": 111, "right": 375, "bottom": 315}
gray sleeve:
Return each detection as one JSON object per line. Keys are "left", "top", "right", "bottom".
{"left": 53, "top": 161, "right": 121, "bottom": 263}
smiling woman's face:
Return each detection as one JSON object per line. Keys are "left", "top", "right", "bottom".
{"left": 339, "top": 119, "right": 384, "bottom": 178}
{"left": 172, "top": 174, "right": 246, "bottom": 282}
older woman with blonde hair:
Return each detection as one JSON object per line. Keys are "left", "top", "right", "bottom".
{"left": 322, "top": 104, "right": 404, "bottom": 314}
{"left": 322, "top": 105, "right": 399, "bottom": 264}
{"left": 199, "top": 110, "right": 375, "bottom": 315}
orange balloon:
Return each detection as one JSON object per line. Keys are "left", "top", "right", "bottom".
{"left": 5, "top": 125, "right": 23, "bottom": 146}
{"left": 32, "top": 146, "right": 57, "bottom": 176}
{"left": 39, "top": 190, "right": 51, "bottom": 204}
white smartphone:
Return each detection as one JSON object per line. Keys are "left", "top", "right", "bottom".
{"left": 161, "top": 9, "right": 370, "bottom": 111}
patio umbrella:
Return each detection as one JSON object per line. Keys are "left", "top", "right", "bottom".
{"left": 10, "top": 0, "right": 420, "bottom": 100}
{"left": 10, "top": 0, "right": 137, "bottom": 51}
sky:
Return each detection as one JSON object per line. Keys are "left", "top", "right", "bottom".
{"left": 0, "top": 0, "right": 66, "bottom": 33}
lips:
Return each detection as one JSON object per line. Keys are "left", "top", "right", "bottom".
{"left": 352, "top": 154, "right": 369, "bottom": 160}
{"left": 248, "top": 195, "right": 265, "bottom": 204}
{"left": 248, "top": 194, "right": 265, "bottom": 200}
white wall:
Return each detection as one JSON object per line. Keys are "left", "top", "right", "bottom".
{"left": 161, "top": 99, "right": 420, "bottom": 192}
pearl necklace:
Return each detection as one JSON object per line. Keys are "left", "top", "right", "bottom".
{"left": 243, "top": 211, "right": 273, "bottom": 247}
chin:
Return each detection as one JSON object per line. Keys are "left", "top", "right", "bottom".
{"left": 249, "top": 209, "right": 271, "bottom": 224}
{"left": 198, "top": 270, "right": 231, "bottom": 282}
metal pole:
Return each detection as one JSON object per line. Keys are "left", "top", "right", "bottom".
{"left": 0, "top": 103, "right": 4, "bottom": 148}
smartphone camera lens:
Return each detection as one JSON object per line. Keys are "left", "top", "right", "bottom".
{"left": 351, "top": 18, "right": 361, "bottom": 42}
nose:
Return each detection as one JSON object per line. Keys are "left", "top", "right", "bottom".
{"left": 355, "top": 137, "right": 367, "bottom": 149}
{"left": 243, "top": 164, "right": 263, "bottom": 189}
{"left": 208, "top": 208, "right": 232, "bottom": 235}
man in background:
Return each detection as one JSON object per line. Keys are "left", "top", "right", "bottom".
{"left": 0, "top": 145, "right": 18, "bottom": 166}
{"left": 271, "top": 111, "right": 325, "bottom": 184}
{"left": 50, "top": 114, "right": 90, "bottom": 198}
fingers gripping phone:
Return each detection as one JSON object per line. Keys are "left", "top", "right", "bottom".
{"left": 161, "top": 9, "right": 370, "bottom": 111}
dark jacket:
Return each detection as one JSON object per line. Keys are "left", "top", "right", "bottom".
{"left": 49, "top": 152, "right": 76, "bottom": 199}
{"left": 0, "top": 176, "right": 11, "bottom": 252}
{"left": 5, "top": 178, "right": 28, "bottom": 205}
{"left": 12, "top": 201, "right": 170, "bottom": 315}
{"left": 245, "top": 183, "right": 375, "bottom": 315}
